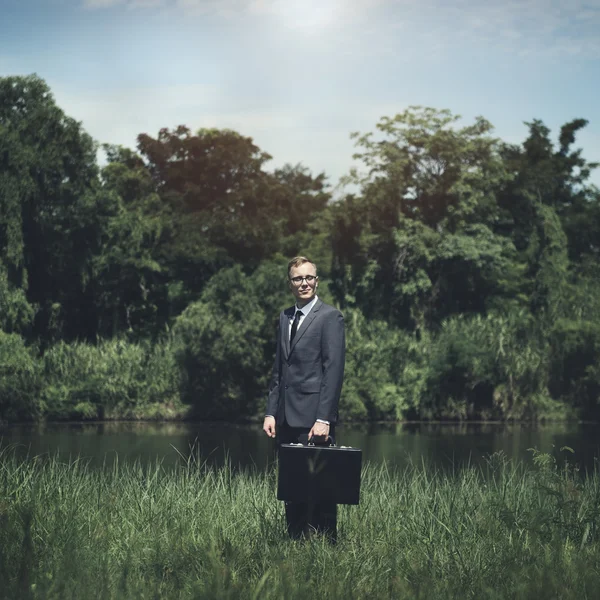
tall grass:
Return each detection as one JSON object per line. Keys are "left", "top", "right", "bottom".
{"left": 2, "top": 448, "right": 600, "bottom": 598}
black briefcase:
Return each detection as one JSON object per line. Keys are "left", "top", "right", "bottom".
{"left": 277, "top": 443, "right": 362, "bottom": 505}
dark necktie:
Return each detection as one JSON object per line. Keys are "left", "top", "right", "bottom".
{"left": 290, "top": 311, "right": 303, "bottom": 343}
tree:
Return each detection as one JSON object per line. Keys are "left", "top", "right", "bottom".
{"left": 92, "top": 146, "right": 169, "bottom": 338}
{"left": 137, "top": 127, "right": 277, "bottom": 267}
{"left": 331, "top": 107, "right": 515, "bottom": 329}
{"left": 0, "top": 74, "right": 102, "bottom": 341}
{"left": 173, "top": 260, "right": 289, "bottom": 419}
{"left": 498, "top": 118, "right": 599, "bottom": 260}
{"left": 0, "top": 262, "right": 35, "bottom": 334}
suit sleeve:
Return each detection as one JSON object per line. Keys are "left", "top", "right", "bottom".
{"left": 317, "top": 310, "right": 345, "bottom": 423}
{"left": 265, "top": 316, "right": 282, "bottom": 417}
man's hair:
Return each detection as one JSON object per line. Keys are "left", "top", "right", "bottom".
{"left": 287, "top": 256, "right": 317, "bottom": 278}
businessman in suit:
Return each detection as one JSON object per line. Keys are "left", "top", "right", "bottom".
{"left": 263, "top": 256, "right": 345, "bottom": 541}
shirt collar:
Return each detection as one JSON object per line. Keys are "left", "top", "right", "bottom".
{"left": 294, "top": 295, "right": 318, "bottom": 317}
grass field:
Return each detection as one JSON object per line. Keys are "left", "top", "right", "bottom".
{"left": 1, "top": 446, "right": 600, "bottom": 599}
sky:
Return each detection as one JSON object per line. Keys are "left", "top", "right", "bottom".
{"left": 2, "top": 0, "right": 600, "bottom": 192}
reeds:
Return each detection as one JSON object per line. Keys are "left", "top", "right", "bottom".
{"left": 1, "top": 447, "right": 600, "bottom": 599}
{"left": 40, "top": 338, "right": 185, "bottom": 420}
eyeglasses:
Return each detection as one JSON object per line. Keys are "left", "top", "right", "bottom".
{"left": 289, "top": 275, "right": 317, "bottom": 286}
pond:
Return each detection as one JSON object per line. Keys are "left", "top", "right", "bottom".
{"left": 2, "top": 421, "right": 599, "bottom": 473}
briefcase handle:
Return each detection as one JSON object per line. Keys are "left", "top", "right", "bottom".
{"left": 307, "top": 435, "right": 335, "bottom": 447}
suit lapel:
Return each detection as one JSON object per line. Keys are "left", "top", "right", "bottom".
{"left": 282, "top": 307, "right": 294, "bottom": 359}
{"left": 289, "top": 299, "right": 322, "bottom": 355}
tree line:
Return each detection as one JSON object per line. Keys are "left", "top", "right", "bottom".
{"left": 1, "top": 74, "right": 599, "bottom": 423}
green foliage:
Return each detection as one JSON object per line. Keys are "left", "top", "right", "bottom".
{"left": 343, "top": 308, "right": 427, "bottom": 421}
{"left": 527, "top": 203, "right": 569, "bottom": 319}
{"left": 343, "top": 309, "right": 399, "bottom": 420}
{"left": 423, "top": 312, "right": 567, "bottom": 420}
{"left": 92, "top": 159, "right": 166, "bottom": 337}
{"left": 173, "top": 261, "right": 289, "bottom": 419}
{"left": 0, "top": 331, "right": 40, "bottom": 421}
{"left": 0, "top": 75, "right": 101, "bottom": 341}
{"left": 105, "top": 138, "right": 231, "bottom": 312}
{"left": 341, "top": 106, "right": 509, "bottom": 229}
{"left": 136, "top": 127, "right": 328, "bottom": 270}
{"left": 1, "top": 75, "right": 599, "bottom": 423}
{"left": 548, "top": 319, "right": 600, "bottom": 418}
{"left": 40, "top": 338, "right": 184, "bottom": 420}
{"left": 0, "top": 262, "right": 35, "bottom": 334}
{"left": 331, "top": 107, "right": 517, "bottom": 331}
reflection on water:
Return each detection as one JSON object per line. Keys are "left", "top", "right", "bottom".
{"left": 1, "top": 421, "right": 599, "bottom": 473}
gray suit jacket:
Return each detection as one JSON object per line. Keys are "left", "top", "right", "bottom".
{"left": 266, "top": 299, "right": 345, "bottom": 428}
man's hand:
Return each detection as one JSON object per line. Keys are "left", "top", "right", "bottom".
{"left": 308, "top": 421, "right": 330, "bottom": 444}
{"left": 263, "top": 416, "right": 276, "bottom": 438}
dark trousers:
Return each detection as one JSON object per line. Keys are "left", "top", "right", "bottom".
{"left": 278, "top": 422, "right": 337, "bottom": 542}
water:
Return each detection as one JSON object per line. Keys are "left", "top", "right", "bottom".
{"left": 2, "top": 421, "right": 599, "bottom": 472}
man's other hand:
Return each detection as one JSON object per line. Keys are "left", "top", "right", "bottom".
{"left": 263, "top": 416, "right": 276, "bottom": 438}
{"left": 308, "top": 421, "right": 330, "bottom": 443}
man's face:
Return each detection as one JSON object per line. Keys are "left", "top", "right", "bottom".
{"left": 289, "top": 262, "right": 318, "bottom": 306}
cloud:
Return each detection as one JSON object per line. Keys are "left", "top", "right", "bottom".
{"left": 77, "top": 0, "right": 600, "bottom": 58}
{"left": 83, "top": 0, "right": 388, "bottom": 22}
{"left": 10, "top": 1, "right": 598, "bottom": 191}
{"left": 83, "top": 0, "right": 124, "bottom": 8}
{"left": 246, "top": 0, "right": 389, "bottom": 28}
{"left": 174, "top": 0, "right": 246, "bottom": 16}
{"left": 129, "top": 0, "right": 166, "bottom": 6}
{"left": 83, "top": 0, "right": 166, "bottom": 8}
{"left": 400, "top": 0, "right": 600, "bottom": 59}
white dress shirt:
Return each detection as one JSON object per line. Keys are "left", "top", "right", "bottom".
{"left": 288, "top": 295, "right": 318, "bottom": 340}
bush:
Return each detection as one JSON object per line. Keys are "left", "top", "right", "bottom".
{"left": 0, "top": 331, "right": 41, "bottom": 421}
{"left": 173, "top": 261, "right": 289, "bottom": 420}
{"left": 343, "top": 308, "right": 419, "bottom": 421}
{"left": 40, "top": 338, "right": 184, "bottom": 420}
{"left": 548, "top": 319, "right": 600, "bottom": 418}
{"left": 0, "top": 263, "right": 36, "bottom": 335}
{"left": 423, "top": 311, "right": 568, "bottom": 420}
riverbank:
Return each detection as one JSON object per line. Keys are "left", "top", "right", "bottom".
{"left": 1, "top": 448, "right": 599, "bottom": 599}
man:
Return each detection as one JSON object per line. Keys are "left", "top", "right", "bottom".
{"left": 263, "top": 256, "right": 345, "bottom": 541}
